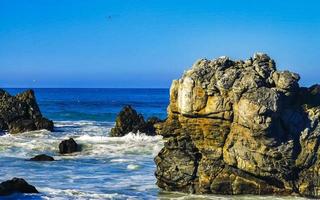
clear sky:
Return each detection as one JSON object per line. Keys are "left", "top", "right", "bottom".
{"left": 0, "top": 0, "right": 319, "bottom": 88}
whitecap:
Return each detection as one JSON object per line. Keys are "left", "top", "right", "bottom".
{"left": 127, "top": 164, "right": 140, "bottom": 170}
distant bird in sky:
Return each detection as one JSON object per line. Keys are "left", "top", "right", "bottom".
{"left": 105, "top": 14, "right": 120, "bottom": 21}
{"left": 105, "top": 15, "right": 113, "bottom": 21}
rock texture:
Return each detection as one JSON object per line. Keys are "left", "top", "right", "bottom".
{"left": 0, "top": 178, "right": 38, "bottom": 196}
{"left": 29, "top": 154, "right": 54, "bottom": 161}
{"left": 0, "top": 89, "right": 53, "bottom": 134}
{"left": 110, "top": 105, "right": 162, "bottom": 136}
{"left": 155, "top": 53, "right": 320, "bottom": 197}
{"left": 59, "top": 138, "right": 79, "bottom": 154}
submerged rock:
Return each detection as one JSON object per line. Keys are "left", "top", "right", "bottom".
{"left": 0, "top": 178, "right": 38, "bottom": 196}
{"left": 155, "top": 53, "right": 320, "bottom": 198}
{"left": 59, "top": 138, "right": 79, "bottom": 154}
{"left": 0, "top": 89, "right": 54, "bottom": 134}
{"left": 110, "top": 105, "right": 161, "bottom": 136}
{"left": 29, "top": 154, "right": 54, "bottom": 161}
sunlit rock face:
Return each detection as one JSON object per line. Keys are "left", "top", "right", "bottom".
{"left": 155, "top": 53, "right": 320, "bottom": 197}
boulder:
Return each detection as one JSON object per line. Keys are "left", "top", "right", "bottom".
{"left": 0, "top": 89, "right": 54, "bottom": 134}
{"left": 0, "top": 178, "right": 38, "bottom": 196}
{"left": 155, "top": 53, "right": 320, "bottom": 198}
{"left": 59, "top": 138, "right": 79, "bottom": 154}
{"left": 110, "top": 105, "right": 161, "bottom": 136}
{"left": 29, "top": 154, "right": 54, "bottom": 161}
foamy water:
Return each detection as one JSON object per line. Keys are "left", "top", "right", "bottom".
{"left": 0, "top": 121, "right": 163, "bottom": 199}
{"left": 0, "top": 121, "right": 310, "bottom": 200}
{"left": 0, "top": 88, "right": 310, "bottom": 199}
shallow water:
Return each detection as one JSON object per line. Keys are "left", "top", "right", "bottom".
{"left": 0, "top": 89, "right": 309, "bottom": 199}
{"left": 0, "top": 121, "right": 163, "bottom": 199}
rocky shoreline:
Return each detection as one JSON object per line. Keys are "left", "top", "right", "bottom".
{"left": 0, "top": 89, "right": 160, "bottom": 196}
{"left": 155, "top": 53, "right": 320, "bottom": 198}
{"left": 1, "top": 61, "right": 320, "bottom": 198}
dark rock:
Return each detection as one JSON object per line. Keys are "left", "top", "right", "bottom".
{"left": 29, "top": 154, "right": 54, "bottom": 161}
{"left": 59, "top": 138, "right": 79, "bottom": 154}
{"left": 0, "top": 89, "right": 54, "bottom": 134}
{"left": 299, "top": 84, "right": 320, "bottom": 107}
{"left": 144, "top": 117, "right": 163, "bottom": 136}
{"left": 154, "top": 53, "right": 320, "bottom": 198}
{"left": 35, "top": 117, "right": 54, "bottom": 131}
{"left": 110, "top": 105, "right": 161, "bottom": 136}
{"left": 9, "top": 119, "right": 36, "bottom": 134}
{"left": 0, "top": 178, "right": 38, "bottom": 196}
{"left": 15, "top": 90, "right": 42, "bottom": 119}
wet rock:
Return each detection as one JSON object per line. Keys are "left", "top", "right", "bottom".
{"left": 144, "top": 117, "right": 163, "bottom": 136}
{"left": 9, "top": 119, "right": 36, "bottom": 134}
{"left": 155, "top": 53, "right": 320, "bottom": 198}
{"left": 35, "top": 117, "right": 54, "bottom": 131}
{"left": 29, "top": 154, "right": 54, "bottom": 161}
{"left": 110, "top": 105, "right": 161, "bottom": 136}
{"left": 0, "top": 89, "right": 54, "bottom": 134}
{"left": 59, "top": 138, "right": 79, "bottom": 154}
{"left": 0, "top": 178, "right": 38, "bottom": 196}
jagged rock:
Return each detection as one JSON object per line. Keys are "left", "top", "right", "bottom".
{"left": 0, "top": 89, "right": 54, "bottom": 134}
{"left": 110, "top": 105, "right": 161, "bottom": 136}
{"left": 144, "top": 117, "right": 163, "bottom": 136}
{"left": 155, "top": 53, "right": 320, "bottom": 198}
{"left": 35, "top": 117, "right": 54, "bottom": 131}
{"left": 59, "top": 138, "right": 79, "bottom": 154}
{"left": 0, "top": 178, "right": 38, "bottom": 196}
{"left": 29, "top": 154, "right": 54, "bottom": 161}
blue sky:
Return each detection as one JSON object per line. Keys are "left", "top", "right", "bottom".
{"left": 0, "top": 0, "right": 319, "bottom": 88}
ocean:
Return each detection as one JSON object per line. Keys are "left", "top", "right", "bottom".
{"left": 0, "top": 88, "right": 307, "bottom": 200}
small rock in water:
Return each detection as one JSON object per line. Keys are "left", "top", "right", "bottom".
{"left": 0, "top": 178, "right": 38, "bottom": 196}
{"left": 110, "top": 105, "right": 162, "bottom": 136}
{"left": 59, "top": 138, "right": 79, "bottom": 154}
{"left": 29, "top": 154, "right": 54, "bottom": 161}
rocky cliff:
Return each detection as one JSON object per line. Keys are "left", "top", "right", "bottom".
{"left": 155, "top": 53, "right": 320, "bottom": 197}
{"left": 0, "top": 89, "right": 53, "bottom": 134}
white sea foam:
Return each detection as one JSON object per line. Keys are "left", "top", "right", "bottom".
{"left": 127, "top": 164, "right": 140, "bottom": 170}
{"left": 0, "top": 118, "right": 308, "bottom": 200}
{"left": 40, "top": 187, "right": 129, "bottom": 200}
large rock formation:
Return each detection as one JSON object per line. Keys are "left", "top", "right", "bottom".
{"left": 110, "top": 105, "right": 162, "bottom": 136}
{"left": 0, "top": 89, "right": 53, "bottom": 134}
{"left": 155, "top": 53, "right": 320, "bottom": 197}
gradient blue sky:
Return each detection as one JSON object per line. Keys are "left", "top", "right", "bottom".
{"left": 0, "top": 0, "right": 319, "bottom": 88}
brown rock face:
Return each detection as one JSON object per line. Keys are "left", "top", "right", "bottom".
{"left": 155, "top": 53, "right": 320, "bottom": 197}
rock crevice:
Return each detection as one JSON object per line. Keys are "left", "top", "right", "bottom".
{"left": 155, "top": 53, "right": 320, "bottom": 197}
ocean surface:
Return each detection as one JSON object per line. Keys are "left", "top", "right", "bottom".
{"left": 0, "top": 88, "right": 307, "bottom": 200}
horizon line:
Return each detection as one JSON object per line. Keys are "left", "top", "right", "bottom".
{"left": 3, "top": 87, "right": 170, "bottom": 89}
